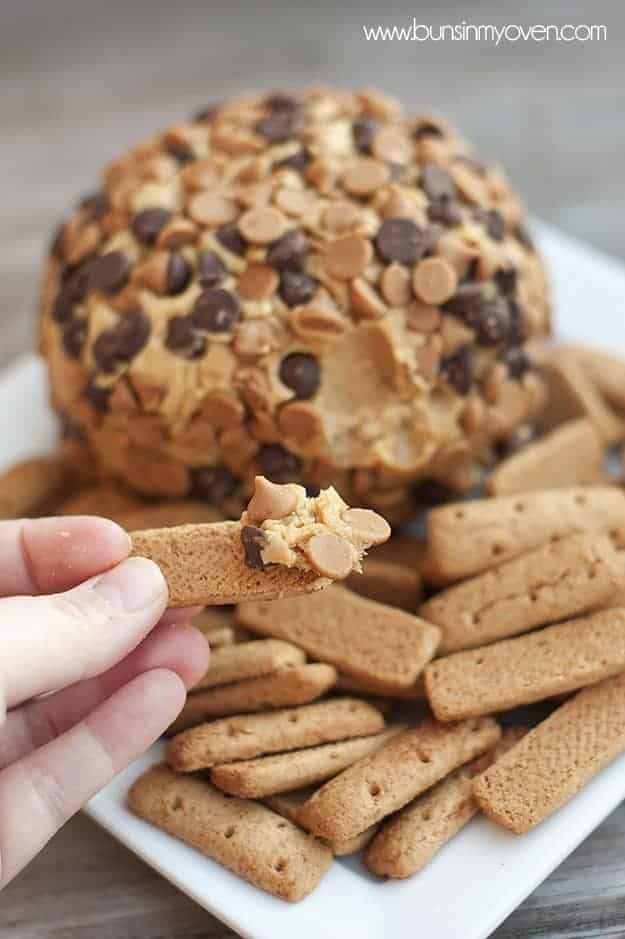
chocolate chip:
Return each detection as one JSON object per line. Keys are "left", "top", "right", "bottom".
{"left": 241, "top": 525, "right": 268, "bottom": 570}
{"left": 51, "top": 286, "right": 76, "bottom": 323}
{"left": 443, "top": 283, "right": 485, "bottom": 318}
{"left": 375, "top": 218, "right": 426, "bottom": 265}
{"left": 166, "top": 254, "right": 192, "bottom": 295}
{"left": 93, "top": 311, "right": 150, "bottom": 372}
{"left": 466, "top": 296, "right": 511, "bottom": 345}
{"left": 502, "top": 345, "right": 530, "bottom": 379}
{"left": 256, "top": 96, "right": 304, "bottom": 143}
{"left": 508, "top": 300, "right": 526, "bottom": 343}
{"left": 352, "top": 119, "right": 378, "bottom": 154}
{"left": 62, "top": 318, "right": 87, "bottom": 359}
{"left": 191, "top": 465, "right": 238, "bottom": 504}
{"left": 191, "top": 288, "right": 240, "bottom": 333}
{"left": 265, "top": 92, "right": 298, "bottom": 110}
{"left": 132, "top": 208, "right": 172, "bottom": 245}
{"left": 495, "top": 424, "right": 536, "bottom": 458}
{"left": 52, "top": 259, "right": 95, "bottom": 322}
{"left": 423, "top": 224, "right": 443, "bottom": 256}
{"left": 427, "top": 196, "right": 463, "bottom": 226}
{"left": 279, "top": 352, "right": 321, "bottom": 399}
{"left": 413, "top": 478, "right": 454, "bottom": 507}
{"left": 266, "top": 230, "right": 308, "bottom": 270}
{"left": 441, "top": 345, "right": 473, "bottom": 394}
{"left": 276, "top": 148, "right": 311, "bottom": 172}
{"left": 258, "top": 443, "right": 302, "bottom": 483}
{"left": 421, "top": 163, "right": 456, "bottom": 202}
{"left": 193, "top": 104, "right": 219, "bottom": 123}
{"left": 494, "top": 268, "right": 517, "bottom": 297}
{"left": 197, "top": 250, "right": 226, "bottom": 286}
{"left": 89, "top": 251, "right": 130, "bottom": 295}
{"left": 165, "top": 139, "right": 195, "bottom": 164}
{"left": 165, "top": 315, "right": 206, "bottom": 358}
{"left": 514, "top": 224, "right": 535, "bottom": 251}
{"left": 216, "top": 222, "right": 247, "bottom": 256}
{"left": 83, "top": 380, "right": 111, "bottom": 413}
{"left": 80, "top": 191, "right": 111, "bottom": 220}
{"left": 278, "top": 267, "right": 318, "bottom": 307}
{"left": 413, "top": 121, "right": 445, "bottom": 140}
{"left": 473, "top": 208, "right": 505, "bottom": 241}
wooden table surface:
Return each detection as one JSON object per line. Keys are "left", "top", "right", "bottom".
{"left": 1, "top": 1, "right": 624, "bottom": 935}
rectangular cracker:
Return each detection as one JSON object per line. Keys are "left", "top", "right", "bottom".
{"left": 426, "top": 486, "right": 625, "bottom": 583}
{"left": 167, "top": 663, "right": 337, "bottom": 734}
{"left": 167, "top": 697, "right": 386, "bottom": 771}
{"left": 295, "top": 717, "right": 500, "bottom": 843}
{"left": 0, "top": 454, "right": 75, "bottom": 519}
{"left": 473, "top": 671, "right": 625, "bottom": 833}
{"left": 210, "top": 724, "right": 407, "bottom": 798}
{"left": 131, "top": 521, "right": 327, "bottom": 606}
{"left": 237, "top": 585, "right": 440, "bottom": 688}
{"left": 561, "top": 343, "right": 625, "bottom": 413}
{"left": 364, "top": 726, "right": 526, "bottom": 878}
{"left": 192, "top": 608, "right": 250, "bottom": 647}
{"left": 194, "top": 639, "right": 306, "bottom": 690}
{"left": 346, "top": 535, "right": 423, "bottom": 610}
{"left": 421, "top": 533, "right": 625, "bottom": 654}
{"left": 127, "top": 763, "right": 332, "bottom": 901}
{"left": 265, "top": 789, "right": 380, "bottom": 856}
{"left": 487, "top": 419, "right": 605, "bottom": 497}
{"left": 335, "top": 672, "right": 427, "bottom": 701}
{"left": 59, "top": 482, "right": 146, "bottom": 524}
{"left": 426, "top": 607, "right": 625, "bottom": 721}
{"left": 538, "top": 351, "right": 624, "bottom": 444}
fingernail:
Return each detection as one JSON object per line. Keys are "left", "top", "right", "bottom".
{"left": 91, "top": 557, "right": 167, "bottom": 613}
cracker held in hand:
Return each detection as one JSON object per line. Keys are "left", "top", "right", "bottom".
{"left": 421, "top": 533, "right": 625, "bottom": 654}
{"left": 130, "top": 475, "right": 390, "bottom": 605}
{"left": 237, "top": 585, "right": 440, "bottom": 689}
{"left": 426, "top": 607, "right": 625, "bottom": 721}
{"left": 426, "top": 486, "right": 625, "bottom": 583}
{"left": 127, "top": 764, "right": 332, "bottom": 901}
{"left": 168, "top": 698, "right": 385, "bottom": 771}
{"left": 473, "top": 671, "right": 625, "bottom": 833}
{"left": 295, "top": 718, "right": 500, "bottom": 843}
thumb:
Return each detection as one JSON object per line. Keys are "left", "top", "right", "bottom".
{"left": 0, "top": 557, "right": 168, "bottom": 717}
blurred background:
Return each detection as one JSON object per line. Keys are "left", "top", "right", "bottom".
{"left": 1, "top": 0, "right": 623, "bottom": 368}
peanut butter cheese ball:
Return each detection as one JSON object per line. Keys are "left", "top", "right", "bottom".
{"left": 39, "top": 86, "right": 550, "bottom": 521}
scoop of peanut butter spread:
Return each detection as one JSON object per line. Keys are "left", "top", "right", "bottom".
{"left": 240, "top": 475, "right": 391, "bottom": 580}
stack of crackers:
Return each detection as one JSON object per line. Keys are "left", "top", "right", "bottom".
{"left": 5, "top": 342, "right": 625, "bottom": 901}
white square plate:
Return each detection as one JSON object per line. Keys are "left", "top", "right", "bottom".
{"left": 3, "top": 222, "right": 625, "bottom": 939}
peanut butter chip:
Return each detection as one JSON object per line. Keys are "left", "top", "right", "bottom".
{"left": 246, "top": 475, "right": 298, "bottom": 523}
{"left": 412, "top": 257, "right": 458, "bottom": 305}
{"left": 238, "top": 263, "right": 279, "bottom": 300}
{"left": 380, "top": 262, "right": 412, "bottom": 307}
{"left": 304, "top": 532, "right": 354, "bottom": 579}
{"left": 156, "top": 217, "right": 198, "bottom": 249}
{"left": 238, "top": 207, "right": 287, "bottom": 244}
{"left": 188, "top": 192, "right": 239, "bottom": 226}
{"left": 323, "top": 234, "right": 372, "bottom": 280}
{"left": 342, "top": 159, "right": 390, "bottom": 197}
{"left": 323, "top": 202, "right": 364, "bottom": 233}
{"left": 342, "top": 507, "right": 391, "bottom": 545}
{"left": 371, "top": 127, "right": 413, "bottom": 164}
{"left": 406, "top": 300, "right": 442, "bottom": 333}
{"left": 290, "top": 305, "right": 347, "bottom": 342}
{"left": 278, "top": 401, "right": 323, "bottom": 441}
{"left": 274, "top": 187, "right": 317, "bottom": 217}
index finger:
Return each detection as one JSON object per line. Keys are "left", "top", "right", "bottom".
{"left": 0, "top": 516, "right": 131, "bottom": 597}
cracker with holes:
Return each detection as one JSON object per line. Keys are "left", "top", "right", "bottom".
{"left": 345, "top": 535, "right": 423, "bottom": 610}
{"left": 264, "top": 788, "right": 381, "bottom": 856}
{"left": 127, "top": 764, "right": 332, "bottom": 901}
{"left": 167, "top": 698, "right": 386, "bottom": 771}
{"left": 421, "top": 532, "right": 625, "bottom": 654}
{"left": 425, "top": 607, "right": 625, "bottom": 720}
{"left": 425, "top": 486, "right": 625, "bottom": 583}
{"left": 194, "top": 639, "right": 306, "bottom": 690}
{"left": 295, "top": 718, "right": 500, "bottom": 843}
{"left": 130, "top": 475, "right": 390, "bottom": 605}
{"left": 237, "top": 585, "right": 440, "bottom": 689}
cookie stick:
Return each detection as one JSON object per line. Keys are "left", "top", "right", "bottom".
{"left": 295, "top": 717, "right": 500, "bottom": 843}
{"left": 127, "top": 764, "right": 332, "bottom": 902}
{"left": 130, "top": 476, "right": 391, "bottom": 606}
{"left": 194, "top": 639, "right": 305, "bottom": 690}
{"left": 0, "top": 453, "right": 77, "bottom": 519}
{"left": 264, "top": 789, "right": 381, "bottom": 857}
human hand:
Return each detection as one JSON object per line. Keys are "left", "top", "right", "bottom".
{"left": 0, "top": 515, "right": 210, "bottom": 888}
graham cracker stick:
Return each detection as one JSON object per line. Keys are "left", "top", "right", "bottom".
{"left": 335, "top": 672, "right": 426, "bottom": 701}
{"left": 210, "top": 724, "right": 407, "bottom": 798}
{"left": 0, "top": 453, "right": 76, "bottom": 519}
{"left": 167, "top": 664, "right": 336, "bottom": 734}
{"left": 346, "top": 535, "right": 423, "bottom": 610}
{"left": 473, "top": 672, "right": 625, "bottom": 833}
{"left": 264, "top": 789, "right": 380, "bottom": 856}
{"left": 421, "top": 533, "right": 625, "bottom": 654}
{"left": 365, "top": 726, "right": 526, "bottom": 878}
{"left": 194, "top": 640, "right": 305, "bottom": 690}
{"left": 561, "top": 343, "right": 625, "bottom": 413}
{"left": 538, "top": 350, "right": 624, "bottom": 444}
{"left": 237, "top": 585, "right": 440, "bottom": 688}
{"left": 127, "top": 764, "right": 332, "bottom": 901}
{"left": 58, "top": 482, "right": 146, "bottom": 523}
{"left": 426, "top": 486, "right": 625, "bottom": 583}
{"left": 167, "top": 698, "right": 385, "bottom": 771}
{"left": 295, "top": 717, "right": 500, "bottom": 843}
{"left": 487, "top": 419, "right": 606, "bottom": 497}
{"left": 426, "top": 607, "right": 625, "bottom": 721}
